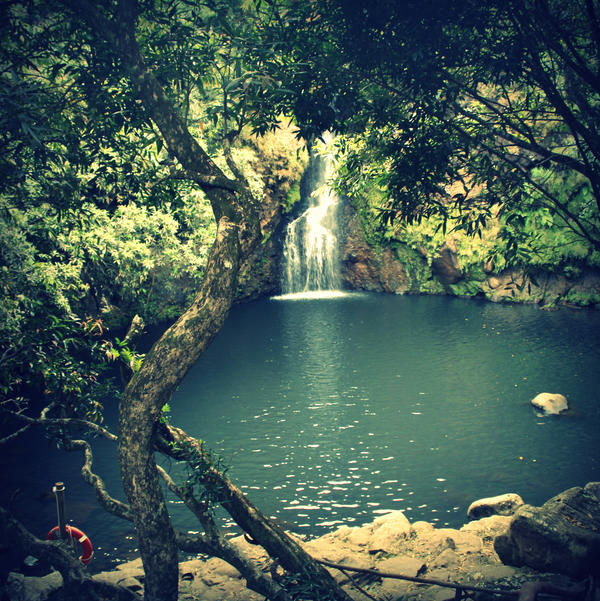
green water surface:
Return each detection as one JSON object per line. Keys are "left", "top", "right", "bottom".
{"left": 168, "top": 293, "right": 600, "bottom": 534}
{"left": 3, "top": 293, "right": 599, "bottom": 570}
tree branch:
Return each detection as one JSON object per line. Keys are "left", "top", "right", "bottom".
{"left": 63, "top": 438, "right": 133, "bottom": 521}
{"left": 157, "top": 423, "right": 355, "bottom": 601}
{"left": 452, "top": 99, "right": 588, "bottom": 177}
{"left": 531, "top": 0, "right": 600, "bottom": 94}
{"left": 447, "top": 119, "right": 600, "bottom": 248}
{"left": 0, "top": 424, "right": 32, "bottom": 446}
{"left": 157, "top": 465, "right": 294, "bottom": 601}
{"left": 0, "top": 506, "right": 138, "bottom": 601}
{"left": 1, "top": 410, "right": 117, "bottom": 441}
{"left": 585, "top": 0, "right": 600, "bottom": 75}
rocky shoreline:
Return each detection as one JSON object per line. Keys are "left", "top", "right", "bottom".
{"left": 337, "top": 202, "right": 600, "bottom": 309}
{"left": 7, "top": 485, "right": 599, "bottom": 601}
{"left": 93, "top": 514, "right": 525, "bottom": 601}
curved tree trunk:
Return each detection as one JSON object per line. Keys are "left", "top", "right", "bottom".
{"left": 111, "top": 8, "right": 260, "bottom": 599}
{"left": 63, "top": 2, "right": 259, "bottom": 600}
{"left": 61, "top": 2, "right": 352, "bottom": 601}
{"left": 117, "top": 219, "right": 246, "bottom": 601}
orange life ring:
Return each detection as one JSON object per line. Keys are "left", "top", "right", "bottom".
{"left": 47, "top": 525, "right": 93, "bottom": 565}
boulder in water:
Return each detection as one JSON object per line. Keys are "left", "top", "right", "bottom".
{"left": 494, "top": 483, "right": 600, "bottom": 577}
{"left": 530, "top": 392, "right": 568, "bottom": 414}
{"left": 467, "top": 493, "right": 524, "bottom": 519}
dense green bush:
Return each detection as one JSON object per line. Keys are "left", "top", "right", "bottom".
{"left": 332, "top": 132, "right": 599, "bottom": 305}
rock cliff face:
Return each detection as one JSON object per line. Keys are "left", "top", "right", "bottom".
{"left": 236, "top": 146, "right": 303, "bottom": 301}
{"left": 236, "top": 184, "right": 286, "bottom": 301}
{"left": 340, "top": 208, "right": 410, "bottom": 294}
{"left": 239, "top": 177, "right": 600, "bottom": 307}
{"left": 484, "top": 268, "right": 600, "bottom": 306}
{"left": 337, "top": 201, "right": 600, "bottom": 308}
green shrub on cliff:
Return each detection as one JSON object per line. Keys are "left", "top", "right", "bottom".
{"left": 335, "top": 134, "right": 598, "bottom": 295}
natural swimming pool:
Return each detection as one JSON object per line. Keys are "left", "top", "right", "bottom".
{"left": 3, "top": 293, "right": 599, "bottom": 571}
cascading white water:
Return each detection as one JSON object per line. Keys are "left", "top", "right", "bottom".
{"left": 281, "top": 143, "right": 341, "bottom": 296}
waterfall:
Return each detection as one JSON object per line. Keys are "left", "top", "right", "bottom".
{"left": 280, "top": 141, "right": 342, "bottom": 297}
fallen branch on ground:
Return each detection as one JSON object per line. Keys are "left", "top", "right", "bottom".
{"left": 316, "top": 559, "right": 594, "bottom": 600}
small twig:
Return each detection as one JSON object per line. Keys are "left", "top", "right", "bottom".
{"left": 340, "top": 567, "right": 379, "bottom": 601}
{"left": 316, "top": 559, "right": 513, "bottom": 595}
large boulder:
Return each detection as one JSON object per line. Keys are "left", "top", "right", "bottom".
{"left": 494, "top": 483, "right": 600, "bottom": 577}
{"left": 430, "top": 242, "right": 462, "bottom": 285}
{"left": 340, "top": 209, "right": 409, "bottom": 294}
{"left": 379, "top": 248, "right": 410, "bottom": 294}
{"left": 467, "top": 493, "right": 524, "bottom": 519}
{"left": 341, "top": 213, "right": 385, "bottom": 292}
{"left": 315, "top": 510, "right": 412, "bottom": 555}
{"left": 530, "top": 393, "right": 568, "bottom": 415}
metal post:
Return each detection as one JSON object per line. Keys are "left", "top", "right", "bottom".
{"left": 52, "top": 482, "right": 67, "bottom": 540}
{"left": 52, "top": 482, "right": 77, "bottom": 555}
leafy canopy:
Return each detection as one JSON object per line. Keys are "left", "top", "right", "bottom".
{"left": 267, "top": 0, "right": 600, "bottom": 256}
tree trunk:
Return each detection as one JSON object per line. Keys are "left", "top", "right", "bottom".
{"left": 62, "top": 3, "right": 352, "bottom": 601}
{"left": 118, "top": 217, "right": 246, "bottom": 601}
{"left": 63, "top": 2, "right": 260, "bottom": 600}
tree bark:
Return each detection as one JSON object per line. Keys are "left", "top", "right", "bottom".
{"left": 57, "top": 3, "right": 352, "bottom": 601}
{"left": 117, "top": 218, "right": 247, "bottom": 601}
{"left": 60, "top": 2, "right": 260, "bottom": 600}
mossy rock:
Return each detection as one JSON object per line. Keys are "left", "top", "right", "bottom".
{"left": 394, "top": 245, "right": 438, "bottom": 292}
{"left": 448, "top": 280, "right": 485, "bottom": 298}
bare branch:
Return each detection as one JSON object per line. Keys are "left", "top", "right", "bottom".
{"left": 3, "top": 410, "right": 117, "bottom": 441}
{"left": 190, "top": 171, "right": 241, "bottom": 192}
{"left": 40, "top": 402, "right": 58, "bottom": 421}
{"left": 0, "top": 424, "right": 32, "bottom": 446}
{"left": 64, "top": 439, "right": 133, "bottom": 521}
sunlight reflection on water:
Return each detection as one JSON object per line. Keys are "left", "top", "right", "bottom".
{"left": 4, "top": 294, "right": 599, "bottom": 571}
{"left": 171, "top": 294, "right": 600, "bottom": 538}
